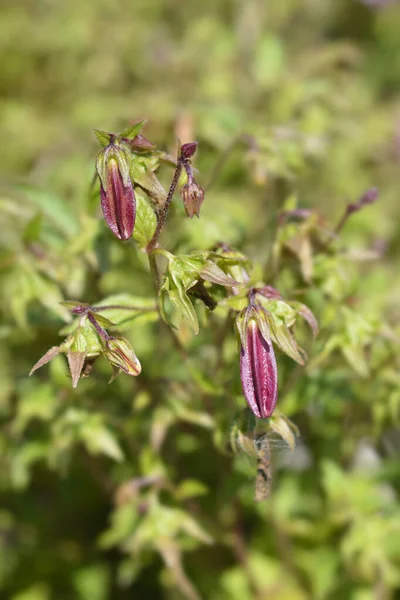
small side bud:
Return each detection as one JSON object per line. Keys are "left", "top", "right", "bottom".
{"left": 104, "top": 337, "right": 142, "bottom": 377}
{"left": 124, "top": 134, "right": 156, "bottom": 152}
{"left": 181, "top": 181, "right": 205, "bottom": 218}
{"left": 180, "top": 142, "right": 198, "bottom": 160}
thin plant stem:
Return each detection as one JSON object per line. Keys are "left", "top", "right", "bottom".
{"left": 148, "top": 253, "right": 161, "bottom": 296}
{"left": 147, "top": 157, "right": 183, "bottom": 251}
{"left": 87, "top": 312, "right": 109, "bottom": 341}
{"left": 93, "top": 304, "right": 157, "bottom": 312}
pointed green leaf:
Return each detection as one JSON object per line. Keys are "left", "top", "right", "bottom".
{"left": 17, "top": 186, "right": 78, "bottom": 237}
{"left": 168, "top": 281, "right": 199, "bottom": 335}
{"left": 22, "top": 212, "right": 43, "bottom": 244}
{"left": 90, "top": 313, "right": 117, "bottom": 329}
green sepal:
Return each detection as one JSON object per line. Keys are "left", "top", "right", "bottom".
{"left": 96, "top": 143, "right": 132, "bottom": 191}
{"left": 60, "top": 300, "right": 89, "bottom": 311}
{"left": 288, "top": 301, "right": 319, "bottom": 337}
{"left": 265, "top": 313, "right": 307, "bottom": 365}
{"left": 130, "top": 158, "right": 167, "bottom": 205}
{"left": 94, "top": 129, "right": 113, "bottom": 147}
{"left": 119, "top": 120, "right": 146, "bottom": 139}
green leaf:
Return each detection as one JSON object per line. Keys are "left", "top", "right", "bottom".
{"left": 90, "top": 313, "right": 116, "bottom": 329}
{"left": 174, "top": 479, "right": 209, "bottom": 500}
{"left": 60, "top": 300, "right": 89, "bottom": 311}
{"left": 12, "top": 583, "right": 50, "bottom": 600}
{"left": 341, "top": 344, "right": 369, "bottom": 377}
{"left": 119, "top": 120, "right": 146, "bottom": 139}
{"left": 98, "top": 504, "right": 139, "bottom": 549}
{"left": 170, "top": 257, "right": 203, "bottom": 290}
{"left": 73, "top": 564, "right": 110, "bottom": 600}
{"left": 81, "top": 418, "right": 124, "bottom": 462}
{"left": 167, "top": 280, "right": 199, "bottom": 334}
{"left": 22, "top": 212, "right": 43, "bottom": 244}
{"left": 17, "top": 186, "right": 78, "bottom": 237}
{"left": 132, "top": 194, "right": 157, "bottom": 250}
{"left": 15, "top": 382, "right": 58, "bottom": 433}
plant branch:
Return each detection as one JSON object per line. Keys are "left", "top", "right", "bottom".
{"left": 334, "top": 188, "right": 379, "bottom": 237}
{"left": 147, "top": 153, "right": 183, "bottom": 251}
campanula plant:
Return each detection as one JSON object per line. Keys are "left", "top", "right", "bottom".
{"left": 31, "top": 122, "right": 316, "bottom": 427}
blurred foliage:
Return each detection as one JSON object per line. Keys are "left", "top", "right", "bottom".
{"left": 1, "top": 0, "right": 400, "bottom": 598}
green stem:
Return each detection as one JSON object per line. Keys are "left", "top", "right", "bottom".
{"left": 93, "top": 304, "right": 157, "bottom": 312}
{"left": 148, "top": 253, "right": 161, "bottom": 294}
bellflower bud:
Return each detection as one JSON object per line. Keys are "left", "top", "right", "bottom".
{"left": 180, "top": 142, "right": 198, "bottom": 160}
{"left": 238, "top": 306, "right": 278, "bottom": 419}
{"left": 96, "top": 142, "right": 136, "bottom": 240}
{"left": 181, "top": 180, "right": 205, "bottom": 218}
{"left": 104, "top": 336, "right": 142, "bottom": 376}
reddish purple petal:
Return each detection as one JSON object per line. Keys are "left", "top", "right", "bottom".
{"left": 101, "top": 159, "right": 136, "bottom": 240}
{"left": 240, "top": 321, "right": 278, "bottom": 419}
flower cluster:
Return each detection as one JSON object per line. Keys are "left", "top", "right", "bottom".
{"left": 30, "top": 303, "right": 141, "bottom": 388}
{"left": 30, "top": 122, "right": 317, "bottom": 423}
{"left": 95, "top": 124, "right": 204, "bottom": 242}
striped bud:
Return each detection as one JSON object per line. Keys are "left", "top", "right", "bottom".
{"left": 96, "top": 143, "right": 136, "bottom": 240}
{"left": 181, "top": 180, "right": 204, "bottom": 218}
{"left": 239, "top": 308, "right": 278, "bottom": 419}
{"left": 104, "top": 337, "right": 141, "bottom": 376}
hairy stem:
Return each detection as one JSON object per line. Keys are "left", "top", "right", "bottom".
{"left": 87, "top": 312, "right": 109, "bottom": 341}
{"left": 147, "top": 157, "right": 183, "bottom": 251}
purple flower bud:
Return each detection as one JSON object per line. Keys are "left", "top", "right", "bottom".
{"left": 181, "top": 180, "right": 205, "bottom": 218}
{"left": 124, "top": 134, "right": 156, "bottom": 152}
{"left": 240, "top": 319, "right": 278, "bottom": 419}
{"left": 96, "top": 144, "right": 136, "bottom": 241}
{"left": 180, "top": 142, "right": 198, "bottom": 160}
{"left": 100, "top": 158, "right": 136, "bottom": 240}
{"left": 254, "top": 286, "right": 282, "bottom": 300}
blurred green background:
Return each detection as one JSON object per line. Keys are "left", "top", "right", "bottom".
{"left": 1, "top": 0, "right": 400, "bottom": 599}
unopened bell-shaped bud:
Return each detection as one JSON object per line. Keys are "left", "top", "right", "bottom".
{"left": 238, "top": 306, "right": 278, "bottom": 419}
{"left": 181, "top": 180, "right": 205, "bottom": 218}
{"left": 96, "top": 143, "right": 136, "bottom": 240}
{"left": 104, "top": 336, "right": 142, "bottom": 377}
{"left": 180, "top": 142, "right": 198, "bottom": 160}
